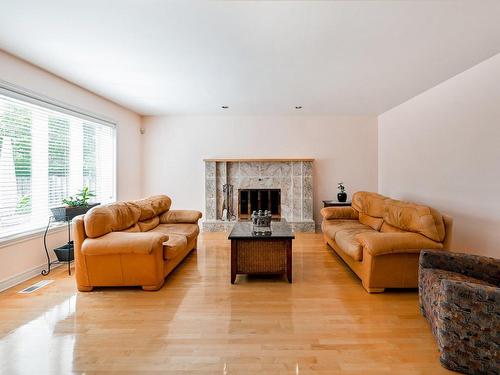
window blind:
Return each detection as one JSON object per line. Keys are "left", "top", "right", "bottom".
{"left": 0, "top": 91, "right": 116, "bottom": 239}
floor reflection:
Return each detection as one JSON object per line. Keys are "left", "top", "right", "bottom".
{"left": 0, "top": 294, "right": 76, "bottom": 374}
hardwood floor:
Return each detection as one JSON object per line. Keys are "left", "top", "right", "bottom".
{"left": 0, "top": 232, "right": 453, "bottom": 374}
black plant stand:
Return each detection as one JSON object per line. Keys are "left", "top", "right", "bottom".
{"left": 41, "top": 216, "right": 73, "bottom": 276}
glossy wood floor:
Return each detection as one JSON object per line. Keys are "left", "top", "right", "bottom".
{"left": 0, "top": 233, "right": 453, "bottom": 374}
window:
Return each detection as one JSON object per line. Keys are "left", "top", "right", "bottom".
{"left": 0, "top": 88, "right": 116, "bottom": 239}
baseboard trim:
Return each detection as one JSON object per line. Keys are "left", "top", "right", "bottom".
{"left": 0, "top": 262, "right": 62, "bottom": 293}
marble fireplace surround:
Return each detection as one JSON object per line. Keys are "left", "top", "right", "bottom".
{"left": 203, "top": 158, "right": 315, "bottom": 232}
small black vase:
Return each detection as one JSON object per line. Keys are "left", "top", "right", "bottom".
{"left": 337, "top": 192, "right": 347, "bottom": 202}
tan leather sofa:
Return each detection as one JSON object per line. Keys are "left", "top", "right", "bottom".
{"left": 321, "top": 192, "right": 452, "bottom": 293}
{"left": 73, "top": 195, "right": 202, "bottom": 292}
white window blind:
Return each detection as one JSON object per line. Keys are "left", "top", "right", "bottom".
{"left": 0, "top": 90, "right": 116, "bottom": 239}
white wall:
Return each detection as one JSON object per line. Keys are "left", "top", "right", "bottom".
{"left": 379, "top": 53, "right": 500, "bottom": 258}
{"left": 0, "top": 51, "right": 142, "bottom": 289}
{"left": 141, "top": 115, "right": 378, "bottom": 225}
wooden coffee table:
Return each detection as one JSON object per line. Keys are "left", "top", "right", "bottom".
{"left": 228, "top": 220, "right": 294, "bottom": 284}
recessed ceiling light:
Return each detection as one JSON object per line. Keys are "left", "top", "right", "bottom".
{"left": 221, "top": 105, "right": 229, "bottom": 109}
{"left": 295, "top": 106, "right": 302, "bottom": 110}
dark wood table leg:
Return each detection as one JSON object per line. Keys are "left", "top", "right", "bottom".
{"left": 231, "top": 239, "right": 237, "bottom": 284}
{"left": 286, "top": 239, "right": 292, "bottom": 283}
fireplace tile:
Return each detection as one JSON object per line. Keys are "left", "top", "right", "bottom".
{"left": 205, "top": 198, "right": 216, "bottom": 220}
{"left": 281, "top": 161, "right": 292, "bottom": 177}
{"left": 216, "top": 162, "right": 226, "bottom": 179}
{"left": 216, "top": 191, "right": 224, "bottom": 220}
{"left": 292, "top": 176, "right": 302, "bottom": 200}
{"left": 260, "top": 162, "right": 281, "bottom": 177}
{"left": 281, "top": 204, "right": 292, "bottom": 221}
{"left": 303, "top": 199, "right": 313, "bottom": 220}
{"left": 227, "top": 175, "right": 239, "bottom": 187}
{"left": 205, "top": 178, "right": 216, "bottom": 199}
{"left": 239, "top": 177, "right": 281, "bottom": 189}
{"left": 303, "top": 176, "right": 313, "bottom": 199}
{"left": 227, "top": 162, "right": 239, "bottom": 179}
{"left": 291, "top": 221, "right": 316, "bottom": 232}
{"left": 280, "top": 179, "right": 291, "bottom": 205}
{"left": 303, "top": 161, "right": 313, "bottom": 176}
{"left": 205, "top": 161, "right": 216, "bottom": 178}
{"left": 292, "top": 199, "right": 302, "bottom": 221}
{"left": 239, "top": 162, "right": 260, "bottom": 177}
{"left": 238, "top": 177, "right": 249, "bottom": 189}
{"left": 292, "top": 161, "right": 302, "bottom": 176}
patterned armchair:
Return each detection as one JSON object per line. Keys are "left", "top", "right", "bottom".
{"left": 419, "top": 250, "right": 500, "bottom": 374}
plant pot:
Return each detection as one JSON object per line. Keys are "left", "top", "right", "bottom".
{"left": 54, "top": 241, "right": 74, "bottom": 262}
{"left": 51, "top": 203, "right": 100, "bottom": 222}
{"left": 337, "top": 192, "right": 347, "bottom": 202}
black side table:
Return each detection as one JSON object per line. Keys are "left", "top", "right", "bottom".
{"left": 322, "top": 200, "right": 352, "bottom": 207}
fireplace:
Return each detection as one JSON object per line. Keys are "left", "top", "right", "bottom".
{"left": 238, "top": 189, "right": 281, "bottom": 220}
{"left": 203, "top": 158, "right": 315, "bottom": 232}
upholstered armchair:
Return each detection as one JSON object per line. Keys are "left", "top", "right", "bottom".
{"left": 419, "top": 250, "right": 500, "bottom": 374}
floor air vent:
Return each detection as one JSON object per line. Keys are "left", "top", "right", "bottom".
{"left": 18, "top": 280, "right": 53, "bottom": 294}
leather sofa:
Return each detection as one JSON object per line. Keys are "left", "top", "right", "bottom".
{"left": 321, "top": 191, "right": 452, "bottom": 293}
{"left": 73, "top": 195, "right": 202, "bottom": 291}
{"left": 419, "top": 250, "right": 499, "bottom": 374}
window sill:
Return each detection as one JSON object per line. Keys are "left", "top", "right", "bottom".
{"left": 0, "top": 223, "right": 68, "bottom": 249}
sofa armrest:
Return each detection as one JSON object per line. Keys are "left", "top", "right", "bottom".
{"left": 81, "top": 231, "right": 168, "bottom": 256}
{"left": 320, "top": 206, "right": 359, "bottom": 220}
{"left": 420, "top": 250, "right": 500, "bottom": 286}
{"left": 160, "top": 210, "right": 202, "bottom": 224}
{"left": 356, "top": 232, "right": 443, "bottom": 257}
{"left": 442, "top": 279, "right": 500, "bottom": 305}
{"left": 435, "top": 279, "right": 499, "bottom": 373}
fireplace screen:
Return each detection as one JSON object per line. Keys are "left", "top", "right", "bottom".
{"left": 238, "top": 189, "right": 281, "bottom": 220}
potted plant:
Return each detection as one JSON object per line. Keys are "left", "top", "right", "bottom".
{"left": 51, "top": 186, "right": 99, "bottom": 222}
{"left": 337, "top": 182, "right": 347, "bottom": 202}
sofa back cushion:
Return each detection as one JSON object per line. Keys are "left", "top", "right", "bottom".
{"left": 359, "top": 213, "right": 383, "bottom": 231}
{"left": 84, "top": 202, "right": 141, "bottom": 238}
{"left": 380, "top": 221, "right": 405, "bottom": 233}
{"left": 352, "top": 191, "right": 387, "bottom": 218}
{"left": 137, "top": 216, "right": 160, "bottom": 232}
{"left": 384, "top": 199, "right": 445, "bottom": 242}
{"left": 132, "top": 195, "right": 172, "bottom": 221}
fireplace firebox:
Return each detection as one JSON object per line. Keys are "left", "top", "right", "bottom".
{"left": 238, "top": 189, "right": 281, "bottom": 220}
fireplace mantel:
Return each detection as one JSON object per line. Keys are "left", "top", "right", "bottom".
{"left": 203, "top": 159, "right": 315, "bottom": 232}
{"left": 203, "top": 158, "right": 314, "bottom": 162}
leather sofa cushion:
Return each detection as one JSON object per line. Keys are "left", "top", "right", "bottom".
{"left": 138, "top": 216, "right": 160, "bottom": 232}
{"left": 320, "top": 206, "right": 359, "bottom": 220}
{"left": 359, "top": 213, "right": 383, "bottom": 231}
{"left": 160, "top": 210, "right": 202, "bottom": 224}
{"left": 384, "top": 199, "right": 445, "bottom": 242}
{"left": 131, "top": 195, "right": 172, "bottom": 221}
{"left": 352, "top": 191, "right": 387, "bottom": 218}
{"left": 82, "top": 231, "right": 167, "bottom": 256}
{"left": 322, "top": 220, "right": 372, "bottom": 240}
{"left": 152, "top": 223, "right": 200, "bottom": 242}
{"left": 380, "top": 222, "right": 405, "bottom": 233}
{"left": 356, "top": 231, "right": 443, "bottom": 256}
{"left": 84, "top": 202, "right": 141, "bottom": 238}
{"left": 163, "top": 234, "right": 188, "bottom": 260}
{"left": 335, "top": 227, "right": 375, "bottom": 261}
{"left": 121, "top": 223, "right": 140, "bottom": 232}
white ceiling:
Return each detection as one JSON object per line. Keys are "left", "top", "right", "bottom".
{"left": 1, "top": 0, "right": 500, "bottom": 116}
